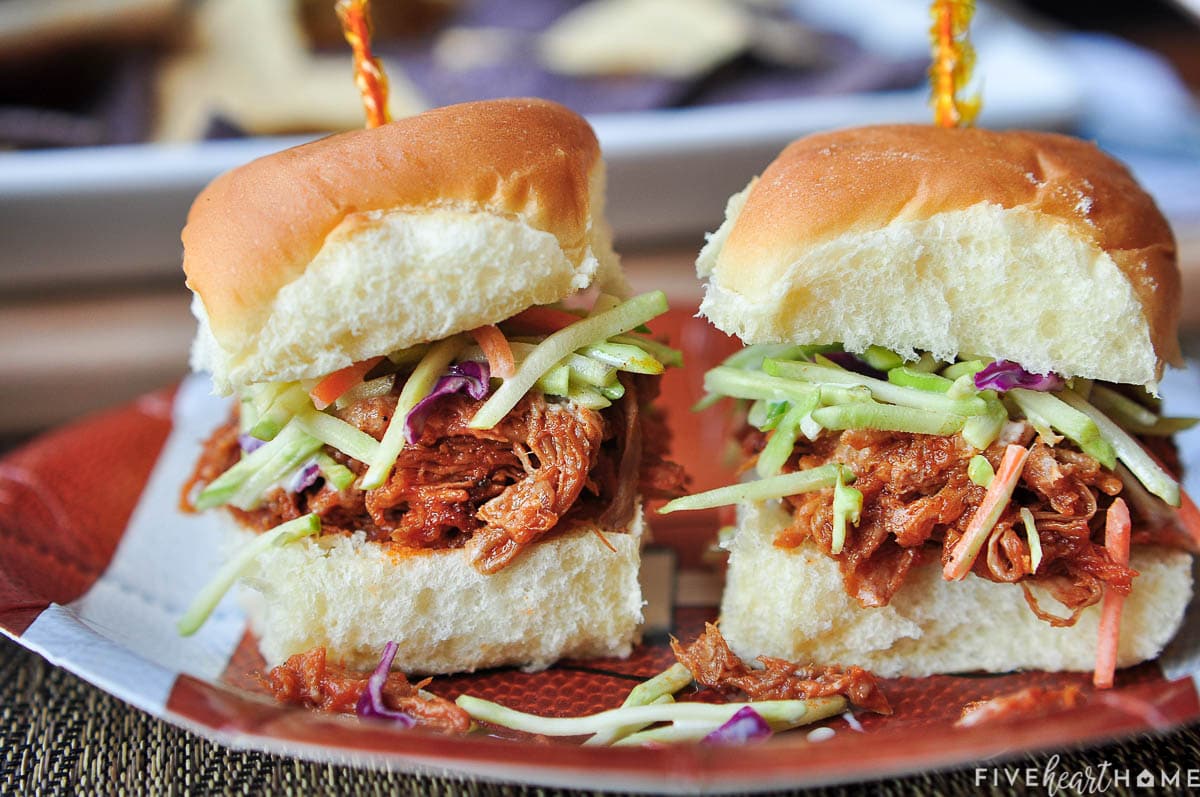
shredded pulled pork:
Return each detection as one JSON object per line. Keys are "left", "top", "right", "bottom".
{"left": 183, "top": 375, "right": 685, "bottom": 573}
{"left": 670, "top": 623, "right": 891, "bottom": 715}
{"left": 749, "top": 426, "right": 1150, "bottom": 624}
{"left": 956, "top": 684, "right": 1085, "bottom": 728}
{"left": 260, "top": 647, "right": 470, "bottom": 734}
{"left": 466, "top": 394, "right": 607, "bottom": 572}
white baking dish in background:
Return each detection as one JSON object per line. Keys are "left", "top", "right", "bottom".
{"left": 0, "top": 15, "right": 1084, "bottom": 291}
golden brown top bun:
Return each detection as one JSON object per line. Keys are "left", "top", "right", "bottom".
{"left": 183, "top": 98, "right": 622, "bottom": 392}
{"left": 697, "top": 125, "right": 1180, "bottom": 388}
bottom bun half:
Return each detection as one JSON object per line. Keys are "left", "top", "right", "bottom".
{"left": 720, "top": 501, "right": 1193, "bottom": 678}
{"left": 233, "top": 507, "right": 645, "bottom": 674}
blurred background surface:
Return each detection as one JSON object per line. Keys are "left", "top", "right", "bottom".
{"left": 1, "top": 0, "right": 1199, "bottom": 440}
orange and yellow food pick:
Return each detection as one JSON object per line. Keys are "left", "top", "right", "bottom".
{"left": 928, "top": 0, "right": 980, "bottom": 128}
{"left": 336, "top": 0, "right": 391, "bottom": 128}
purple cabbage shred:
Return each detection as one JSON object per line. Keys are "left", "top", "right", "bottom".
{"left": 287, "top": 461, "right": 321, "bottom": 494}
{"left": 973, "top": 360, "right": 1064, "bottom": 393}
{"left": 403, "top": 361, "right": 492, "bottom": 443}
{"left": 238, "top": 434, "right": 265, "bottom": 454}
{"left": 355, "top": 641, "right": 416, "bottom": 726}
{"left": 702, "top": 706, "right": 772, "bottom": 745}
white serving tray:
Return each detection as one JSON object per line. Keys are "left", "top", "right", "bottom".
{"left": 0, "top": 13, "right": 1081, "bottom": 290}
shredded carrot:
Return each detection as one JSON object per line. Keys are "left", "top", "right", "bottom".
{"left": 310, "top": 356, "right": 385, "bottom": 410}
{"left": 591, "top": 527, "right": 618, "bottom": 554}
{"left": 336, "top": 0, "right": 390, "bottom": 129}
{"left": 469, "top": 325, "right": 516, "bottom": 379}
{"left": 505, "top": 307, "right": 582, "bottom": 334}
{"left": 1179, "top": 491, "right": 1200, "bottom": 548}
{"left": 944, "top": 444, "right": 1030, "bottom": 580}
{"left": 1094, "top": 498, "right": 1131, "bottom": 689}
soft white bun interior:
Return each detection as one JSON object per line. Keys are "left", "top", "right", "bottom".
{"left": 192, "top": 204, "right": 622, "bottom": 392}
{"left": 719, "top": 501, "right": 1192, "bottom": 678}
{"left": 700, "top": 195, "right": 1160, "bottom": 389}
{"left": 236, "top": 510, "right": 645, "bottom": 673}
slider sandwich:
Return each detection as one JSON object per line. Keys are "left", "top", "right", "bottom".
{"left": 666, "top": 125, "right": 1195, "bottom": 679}
{"left": 178, "top": 98, "right": 685, "bottom": 673}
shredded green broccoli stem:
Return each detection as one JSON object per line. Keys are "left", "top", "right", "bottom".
{"left": 195, "top": 421, "right": 322, "bottom": 511}
{"left": 1020, "top": 507, "right": 1043, "bottom": 573}
{"left": 314, "top": 452, "right": 355, "bottom": 491}
{"left": 248, "top": 383, "right": 311, "bottom": 441}
{"left": 455, "top": 693, "right": 846, "bottom": 739}
{"left": 961, "top": 393, "right": 1007, "bottom": 450}
{"left": 659, "top": 464, "right": 851, "bottom": 514}
{"left": 362, "top": 337, "right": 463, "bottom": 490}
{"left": 1087, "top": 384, "right": 1198, "bottom": 437}
{"left": 941, "top": 359, "right": 986, "bottom": 380}
{"left": 811, "top": 402, "right": 966, "bottom": 435}
{"left": 469, "top": 291, "right": 669, "bottom": 430}
{"left": 585, "top": 663, "right": 693, "bottom": 746}
{"left": 831, "top": 469, "right": 863, "bottom": 554}
{"left": 861, "top": 345, "right": 903, "bottom": 371}
{"left": 967, "top": 454, "right": 994, "bottom": 487}
{"left": 888, "top": 366, "right": 953, "bottom": 393}
{"left": 1061, "top": 390, "right": 1180, "bottom": 506}
{"left": 757, "top": 397, "right": 817, "bottom": 477}
{"left": 295, "top": 408, "right": 379, "bottom": 464}
{"left": 747, "top": 399, "right": 787, "bottom": 431}
{"left": 537, "top": 363, "right": 571, "bottom": 396}
{"left": 177, "top": 513, "right": 319, "bottom": 636}
{"left": 704, "top": 367, "right": 818, "bottom": 403}
{"left": 610, "top": 334, "right": 684, "bottom": 368}
{"left": 763, "top": 359, "right": 986, "bottom": 416}
{"left": 1008, "top": 389, "right": 1115, "bottom": 468}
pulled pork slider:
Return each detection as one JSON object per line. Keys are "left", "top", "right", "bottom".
{"left": 669, "top": 124, "right": 1194, "bottom": 678}
{"left": 180, "top": 98, "right": 685, "bottom": 673}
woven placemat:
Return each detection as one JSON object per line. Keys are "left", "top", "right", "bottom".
{"left": 3, "top": 637, "right": 1197, "bottom": 796}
